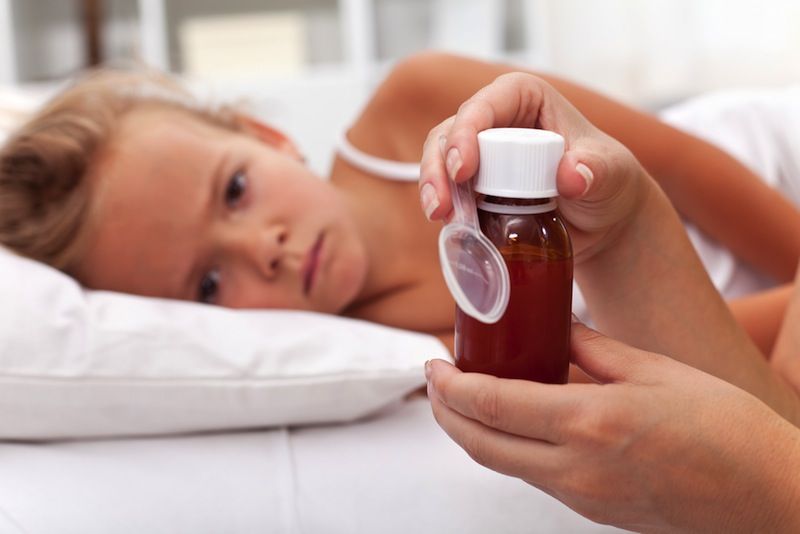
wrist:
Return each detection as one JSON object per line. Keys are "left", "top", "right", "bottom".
{"left": 570, "top": 170, "right": 744, "bottom": 359}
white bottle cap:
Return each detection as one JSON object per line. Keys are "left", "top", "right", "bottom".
{"left": 475, "top": 128, "right": 565, "bottom": 199}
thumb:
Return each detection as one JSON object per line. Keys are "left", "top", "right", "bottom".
{"left": 556, "top": 147, "right": 606, "bottom": 200}
{"left": 570, "top": 321, "right": 664, "bottom": 384}
{"left": 555, "top": 136, "right": 644, "bottom": 239}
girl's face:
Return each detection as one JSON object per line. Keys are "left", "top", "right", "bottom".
{"left": 74, "top": 107, "right": 368, "bottom": 313}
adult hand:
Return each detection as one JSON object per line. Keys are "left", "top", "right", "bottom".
{"left": 419, "top": 73, "right": 800, "bottom": 425}
{"left": 418, "top": 72, "right": 652, "bottom": 263}
{"left": 426, "top": 322, "right": 800, "bottom": 533}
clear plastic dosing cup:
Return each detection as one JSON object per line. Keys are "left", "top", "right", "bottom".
{"left": 438, "top": 177, "right": 510, "bottom": 324}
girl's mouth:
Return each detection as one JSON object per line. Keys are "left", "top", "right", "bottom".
{"left": 303, "top": 232, "right": 325, "bottom": 296}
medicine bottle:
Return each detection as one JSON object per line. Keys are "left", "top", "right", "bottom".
{"left": 454, "top": 128, "right": 573, "bottom": 384}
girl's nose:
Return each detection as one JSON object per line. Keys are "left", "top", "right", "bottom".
{"left": 228, "top": 224, "right": 288, "bottom": 279}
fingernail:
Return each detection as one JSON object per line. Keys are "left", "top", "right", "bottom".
{"left": 575, "top": 163, "right": 594, "bottom": 195}
{"left": 446, "top": 147, "right": 462, "bottom": 181}
{"left": 420, "top": 183, "right": 440, "bottom": 221}
{"left": 438, "top": 135, "right": 447, "bottom": 157}
{"left": 571, "top": 312, "right": 582, "bottom": 323}
{"left": 424, "top": 360, "right": 432, "bottom": 380}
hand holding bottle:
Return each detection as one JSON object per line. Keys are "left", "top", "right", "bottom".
{"left": 420, "top": 72, "right": 800, "bottom": 421}
{"left": 420, "top": 71, "right": 800, "bottom": 532}
{"left": 426, "top": 321, "right": 800, "bottom": 533}
{"left": 419, "top": 72, "right": 655, "bottom": 265}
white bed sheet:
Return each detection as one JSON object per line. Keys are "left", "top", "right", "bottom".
{"left": 0, "top": 398, "right": 624, "bottom": 534}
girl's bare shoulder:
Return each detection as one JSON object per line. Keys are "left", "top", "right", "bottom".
{"left": 346, "top": 52, "right": 484, "bottom": 164}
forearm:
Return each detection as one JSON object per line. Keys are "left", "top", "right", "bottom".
{"left": 537, "top": 72, "right": 800, "bottom": 282}
{"left": 657, "top": 131, "right": 800, "bottom": 282}
{"left": 577, "top": 178, "right": 800, "bottom": 423}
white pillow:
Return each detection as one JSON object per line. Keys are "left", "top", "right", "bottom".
{"left": 0, "top": 247, "right": 450, "bottom": 440}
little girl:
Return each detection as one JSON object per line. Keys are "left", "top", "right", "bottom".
{"left": 1, "top": 52, "right": 798, "bottom": 355}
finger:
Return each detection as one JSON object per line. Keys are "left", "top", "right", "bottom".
{"left": 556, "top": 147, "right": 604, "bottom": 200}
{"left": 442, "top": 72, "right": 583, "bottom": 184}
{"left": 442, "top": 74, "right": 545, "bottom": 185}
{"left": 555, "top": 135, "right": 646, "bottom": 244}
{"left": 570, "top": 322, "right": 665, "bottom": 385}
{"left": 419, "top": 117, "right": 455, "bottom": 220}
{"left": 428, "top": 379, "right": 563, "bottom": 484}
{"left": 426, "top": 359, "right": 588, "bottom": 444}
{"left": 555, "top": 146, "right": 616, "bottom": 242}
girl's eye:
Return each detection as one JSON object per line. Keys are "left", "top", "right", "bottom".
{"left": 225, "top": 170, "right": 247, "bottom": 207}
{"left": 198, "top": 269, "right": 220, "bottom": 304}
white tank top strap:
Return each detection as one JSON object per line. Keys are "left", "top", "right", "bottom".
{"left": 336, "top": 131, "right": 421, "bottom": 182}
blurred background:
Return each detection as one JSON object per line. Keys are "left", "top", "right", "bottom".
{"left": 1, "top": 0, "right": 800, "bottom": 172}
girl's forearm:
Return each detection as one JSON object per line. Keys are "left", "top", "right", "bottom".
{"left": 537, "top": 72, "right": 800, "bottom": 282}
{"left": 657, "top": 131, "right": 800, "bottom": 282}
{"left": 577, "top": 179, "right": 800, "bottom": 424}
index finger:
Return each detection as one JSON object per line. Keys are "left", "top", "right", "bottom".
{"left": 426, "top": 359, "right": 591, "bottom": 444}
{"left": 419, "top": 117, "right": 455, "bottom": 221}
{"left": 442, "top": 72, "right": 579, "bottom": 185}
{"left": 428, "top": 381, "right": 564, "bottom": 484}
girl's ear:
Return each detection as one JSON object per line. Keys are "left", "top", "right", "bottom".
{"left": 235, "top": 114, "right": 305, "bottom": 162}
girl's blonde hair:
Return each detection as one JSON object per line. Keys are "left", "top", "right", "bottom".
{"left": 0, "top": 68, "right": 244, "bottom": 273}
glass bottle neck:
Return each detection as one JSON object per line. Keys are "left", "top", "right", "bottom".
{"left": 477, "top": 195, "right": 557, "bottom": 215}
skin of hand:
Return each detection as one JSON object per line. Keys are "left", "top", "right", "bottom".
{"left": 426, "top": 322, "right": 800, "bottom": 534}
{"left": 419, "top": 72, "right": 650, "bottom": 266}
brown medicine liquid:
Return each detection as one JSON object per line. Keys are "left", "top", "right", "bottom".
{"left": 454, "top": 197, "right": 573, "bottom": 384}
